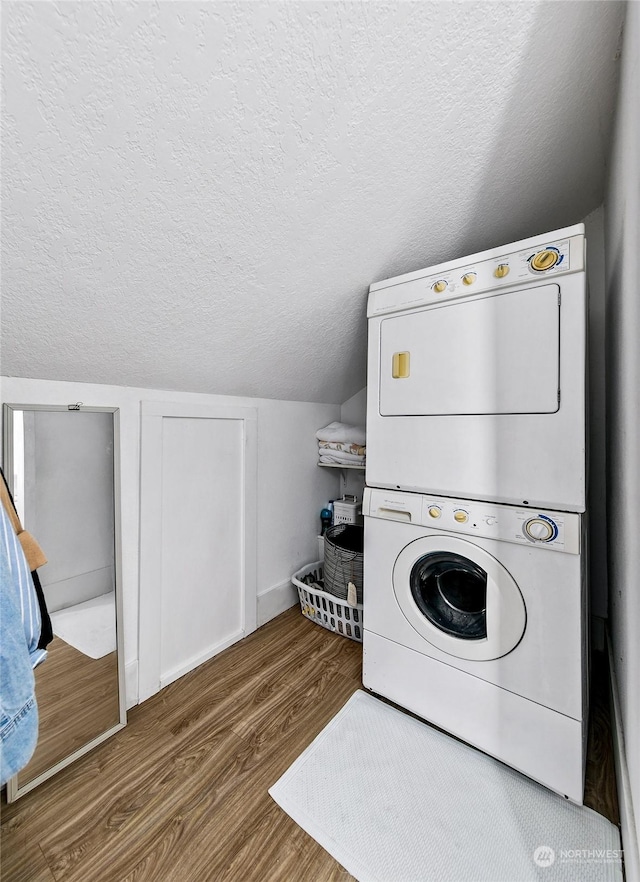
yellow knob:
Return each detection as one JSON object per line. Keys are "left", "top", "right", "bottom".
{"left": 428, "top": 506, "right": 441, "bottom": 519}
{"left": 454, "top": 510, "right": 468, "bottom": 523}
{"left": 432, "top": 280, "right": 447, "bottom": 293}
{"left": 531, "top": 249, "right": 559, "bottom": 271}
{"left": 462, "top": 273, "right": 476, "bottom": 286}
{"left": 494, "top": 264, "right": 509, "bottom": 278}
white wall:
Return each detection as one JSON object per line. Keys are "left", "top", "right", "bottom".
{"left": 24, "top": 410, "right": 115, "bottom": 612}
{"left": 604, "top": 1, "right": 640, "bottom": 875}
{"left": 0, "top": 376, "right": 340, "bottom": 705}
{"left": 341, "top": 388, "right": 367, "bottom": 428}
{"left": 339, "top": 388, "right": 367, "bottom": 500}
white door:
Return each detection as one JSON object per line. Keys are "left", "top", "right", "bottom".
{"left": 138, "top": 402, "right": 257, "bottom": 702}
{"left": 379, "top": 285, "right": 560, "bottom": 416}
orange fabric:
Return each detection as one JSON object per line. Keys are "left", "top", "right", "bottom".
{"left": 18, "top": 531, "right": 48, "bottom": 570}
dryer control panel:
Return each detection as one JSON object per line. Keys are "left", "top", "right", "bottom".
{"left": 368, "top": 224, "right": 585, "bottom": 318}
{"left": 363, "top": 488, "right": 581, "bottom": 554}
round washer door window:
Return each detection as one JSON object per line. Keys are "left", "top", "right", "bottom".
{"left": 410, "top": 551, "right": 488, "bottom": 640}
{"left": 393, "top": 536, "right": 526, "bottom": 661}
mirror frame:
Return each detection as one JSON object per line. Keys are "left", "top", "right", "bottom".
{"left": 3, "top": 403, "right": 127, "bottom": 801}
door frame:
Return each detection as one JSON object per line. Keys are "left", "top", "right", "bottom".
{"left": 138, "top": 400, "right": 257, "bottom": 703}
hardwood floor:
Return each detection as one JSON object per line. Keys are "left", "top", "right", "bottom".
{"left": 16, "top": 638, "right": 120, "bottom": 786}
{"left": 0, "top": 609, "right": 618, "bottom": 882}
{"left": 585, "top": 649, "right": 619, "bottom": 826}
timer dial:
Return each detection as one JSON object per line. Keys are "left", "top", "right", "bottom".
{"left": 524, "top": 517, "right": 556, "bottom": 542}
{"left": 530, "top": 248, "right": 560, "bottom": 272}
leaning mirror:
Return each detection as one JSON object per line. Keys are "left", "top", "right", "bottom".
{"left": 3, "top": 404, "right": 126, "bottom": 801}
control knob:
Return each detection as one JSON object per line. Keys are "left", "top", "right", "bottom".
{"left": 432, "top": 280, "right": 448, "bottom": 293}
{"left": 524, "top": 516, "right": 556, "bottom": 542}
{"left": 530, "top": 248, "right": 560, "bottom": 272}
{"left": 494, "top": 264, "right": 509, "bottom": 278}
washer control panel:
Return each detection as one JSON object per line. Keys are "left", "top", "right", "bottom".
{"left": 420, "top": 498, "right": 569, "bottom": 549}
{"left": 363, "top": 489, "right": 581, "bottom": 554}
{"left": 368, "top": 225, "right": 584, "bottom": 318}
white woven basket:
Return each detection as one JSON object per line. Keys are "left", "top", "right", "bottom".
{"left": 292, "top": 561, "right": 363, "bottom": 643}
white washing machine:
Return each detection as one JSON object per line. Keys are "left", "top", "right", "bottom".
{"left": 362, "top": 487, "right": 589, "bottom": 802}
{"left": 365, "top": 224, "right": 587, "bottom": 511}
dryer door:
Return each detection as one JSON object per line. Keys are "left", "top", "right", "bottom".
{"left": 379, "top": 284, "right": 560, "bottom": 416}
{"left": 393, "top": 536, "right": 526, "bottom": 661}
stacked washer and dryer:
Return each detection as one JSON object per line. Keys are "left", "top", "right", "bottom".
{"left": 362, "top": 224, "right": 589, "bottom": 803}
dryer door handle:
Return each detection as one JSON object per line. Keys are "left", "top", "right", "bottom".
{"left": 392, "top": 351, "right": 411, "bottom": 379}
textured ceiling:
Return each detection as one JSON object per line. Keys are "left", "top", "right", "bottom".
{"left": 1, "top": 1, "right": 624, "bottom": 404}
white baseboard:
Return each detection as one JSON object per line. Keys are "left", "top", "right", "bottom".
{"left": 608, "top": 633, "right": 640, "bottom": 882}
{"left": 125, "top": 660, "right": 139, "bottom": 709}
{"left": 257, "top": 577, "right": 298, "bottom": 627}
{"left": 159, "top": 630, "right": 246, "bottom": 690}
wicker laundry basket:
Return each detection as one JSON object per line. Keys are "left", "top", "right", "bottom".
{"left": 323, "top": 524, "right": 364, "bottom": 604}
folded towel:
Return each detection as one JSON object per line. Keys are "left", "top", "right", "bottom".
{"left": 319, "top": 441, "right": 366, "bottom": 456}
{"left": 319, "top": 452, "right": 365, "bottom": 466}
{"left": 319, "top": 447, "right": 365, "bottom": 464}
{"left": 315, "top": 421, "right": 366, "bottom": 445}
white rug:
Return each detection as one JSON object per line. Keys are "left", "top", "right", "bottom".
{"left": 269, "top": 691, "right": 622, "bottom": 882}
{"left": 50, "top": 592, "right": 116, "bottom": 660}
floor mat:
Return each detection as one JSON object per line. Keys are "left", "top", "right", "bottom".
{"left": 50, "top": 592, "right": 116, "bottom": 659}
{"left": 269, "top": 690, "right": 622, "bottom": 882}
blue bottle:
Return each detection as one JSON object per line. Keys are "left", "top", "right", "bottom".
{"left": 320, "top": 508, "right": 332, "bottom": 535}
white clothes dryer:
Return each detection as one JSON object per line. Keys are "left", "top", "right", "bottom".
{"left": 365, "top": 224, "right": 587, "bottom": 511}
{"left": 362, "top": 487, "right": 588, "bottom": 802}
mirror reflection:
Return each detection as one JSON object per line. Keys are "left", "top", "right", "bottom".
{"left": 3, "top": 405, "right": 126, "bottom": 799}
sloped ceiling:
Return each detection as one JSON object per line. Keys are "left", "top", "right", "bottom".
{"left": 1, "top": 1, "right": 624, "bottom": 404}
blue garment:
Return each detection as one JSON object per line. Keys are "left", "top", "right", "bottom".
{"left": 0, "top": 504, "right": 46, "bottom": 785}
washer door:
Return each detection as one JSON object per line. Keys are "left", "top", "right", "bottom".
{"left": 393, "top": 536, "right": 526, "bottom": 661}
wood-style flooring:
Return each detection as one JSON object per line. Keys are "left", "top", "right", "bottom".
{"left": 15, "top": 638, "right": 120, "bottom": 787}
{"left": 0, "top": 608, "right": 618, "bottom": 882}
